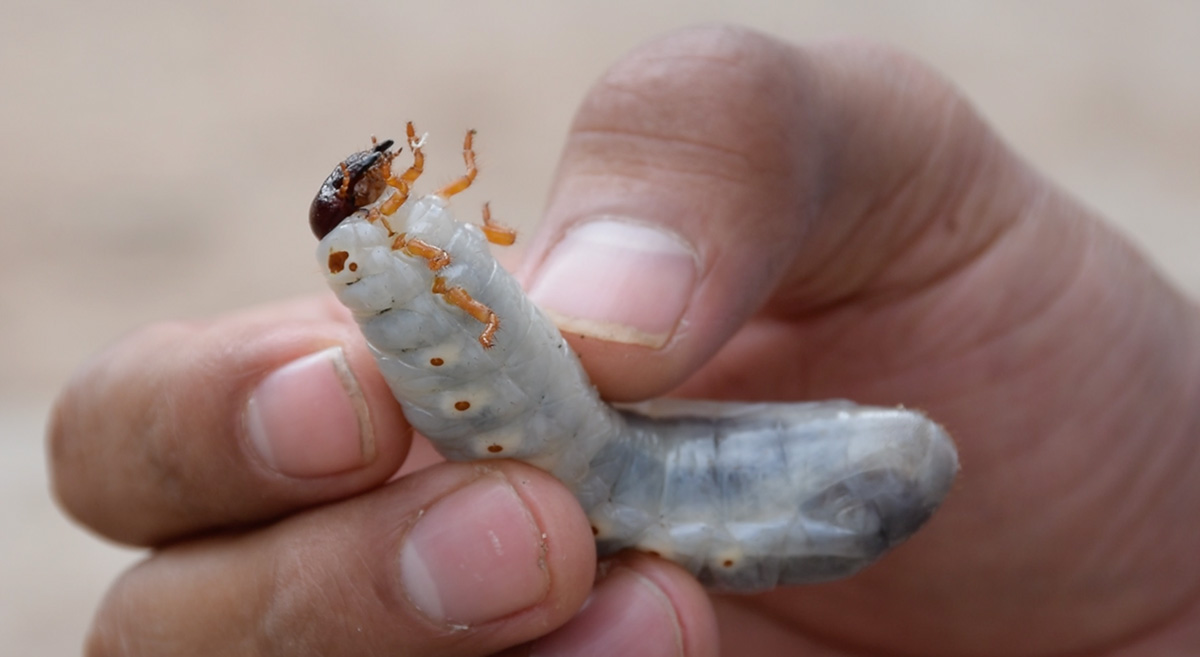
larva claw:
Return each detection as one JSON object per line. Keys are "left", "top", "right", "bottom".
{"left": 481, "top": 202, "right": 516, "bottom": 246}
{"left": 435, "top": 129, "right": 477, "bottom": 199}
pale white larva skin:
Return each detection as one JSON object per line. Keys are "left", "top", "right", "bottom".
{"left": 319, "top": 192, "right": 959, "bottom": 593}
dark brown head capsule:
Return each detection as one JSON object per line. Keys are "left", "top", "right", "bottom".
{"left": 309, "top": 139, "right": 396, "bottom": 239}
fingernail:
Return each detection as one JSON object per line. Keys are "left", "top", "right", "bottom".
{"left": 528, "top": 218, "right": 698, "bottom": 349}
{"left": 244, "top": 346, "right": 374, "bottom": 478}
{"left": 530, "top": 567, "right": 682, "bottom": 657}
{"left": 399, "top": 476, "right": 548, "bottom": 627}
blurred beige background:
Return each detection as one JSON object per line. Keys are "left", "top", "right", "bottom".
{"left": 2, "top": 1, "right": 1198, "bottom": 653}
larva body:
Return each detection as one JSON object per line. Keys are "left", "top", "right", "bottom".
{"left": 313, "top": 131, "right": 958, "bottom": 592}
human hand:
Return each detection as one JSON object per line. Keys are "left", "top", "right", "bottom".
{"left": 518, "top": 25, "right": 1200, "bottom": 655}
{"left": 49, "top": 24, "right": 1200, "bottom": 657}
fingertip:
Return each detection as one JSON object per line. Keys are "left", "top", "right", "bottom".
{"left": 388, "top": 462, "right": 596, "bottom": 634}
{"left": 521, "top": 25, "right": 812, "bottom": 401}
{"left": 528, "top": 219, "right": 700, "bottom": 352}
{"left": 525, "top": 219, "right": 704, "bottom": 401}
{"left": 371, "top": 462, "right": 597, "bottom": 649}
{"left": 47, "top": 305, "right": 415, "bottom": 545}
{"left": 223, "top": 317, "right": 416, "bottom": 501}
{"left": 495, "top": 462, "right": 599, "bottom": 623}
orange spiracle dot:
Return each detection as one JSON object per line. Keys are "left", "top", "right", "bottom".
{"left": 327, "top": 250, "right": 350, "bottom": 273}
{"left": 487, "top": 444, "right": 502, "bottom": 453}
{"left": 454, "top": 400, "right": 470, "bottom": 411}
{"left": 430, "top": 357, "right": 444, "bottom": 366}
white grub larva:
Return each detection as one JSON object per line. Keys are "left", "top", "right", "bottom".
{"left": 310, "top": 125, "right": 959, "bottom": 592}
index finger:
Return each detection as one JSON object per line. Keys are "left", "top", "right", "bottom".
{"left": 47, "top": 296, "right": 412, "bottom": 546}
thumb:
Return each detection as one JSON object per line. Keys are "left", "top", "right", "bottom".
{"left": 519, "top": 25, "right": 1033, "bottom": 402}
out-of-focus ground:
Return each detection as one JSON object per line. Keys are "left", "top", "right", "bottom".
{"left": 2, "top": 1, "right": 1198, "bottom": 652}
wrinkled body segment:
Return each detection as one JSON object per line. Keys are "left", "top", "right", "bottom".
{"left": 314, "top": 134, "right": 958, "bottom": 592}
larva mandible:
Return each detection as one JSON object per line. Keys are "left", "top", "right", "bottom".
{"left": 310, "top": 124, "right": 959, "bottom": 592}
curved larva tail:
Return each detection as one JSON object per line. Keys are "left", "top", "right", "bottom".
{"left": 589, "top": 400, "right": 958, "bottom": 592}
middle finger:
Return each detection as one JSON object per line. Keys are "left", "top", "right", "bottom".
{"left": 87, "top": 461, "right": 598, "bottom": 657}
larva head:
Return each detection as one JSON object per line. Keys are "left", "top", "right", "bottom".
{"left": 309, "top": 139, "right": 396, "bottom": 238}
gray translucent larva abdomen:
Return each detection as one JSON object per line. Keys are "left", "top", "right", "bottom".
{"left": 601, "top": 401, "right": 956, "bottom": 590}
{"left": 315, "top": 145, "right": 958, "bottom": 593}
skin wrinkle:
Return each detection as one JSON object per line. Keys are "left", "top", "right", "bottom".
{"left": 1083, "top": 435, "right": 1193, "bottom": 599}
{"left": 1099, "top": 595, "right": 1200, "bottom": 657}
{"left": 844, "top": 186, "right": 1080, "bottom": 395}
{"left": 259, "top": 548, "right": 314, "bottom": 656}
{"left": 545, "top": 159, "right": 770, "bottom": 230}
{"left": 918, "top": 226, "right": 1200, "bottom": 649}
{"left": 713, "top": 194, "right": 1073, "bottom": 415}
{"left": 869, "top": 168, "right": 1041, "bottom": 310}
{"left": 556, "top": 151, "right": 755, "bottom": 214}
{"left": 583, "top": 52, "right": 799, "bottom": 180}
{"left": 871, "top": 228, "right": 1097, "bottom": 480}
{"left": 262, "top": 519, "right": 394, "bottom": 655}
{"left": 1067, "top": 276, "right": 1200, "bottom": 579}
{"left": 586, "top": 72, "right": 769, "bottom": 144}
{"left": 936, "top": 214, "right": 1090, "bottom": 383}
{"left": 858, "top": 109, "right": 1005, "bottom": 294}
{"left": 785, "top": 94, "right": 1005, "bottom": 312}
{"left": 1004, "top": 379, "right": 1151, "bottom": 574}
{"left": 567, "top": 128, "right": 759, "bottom": 183}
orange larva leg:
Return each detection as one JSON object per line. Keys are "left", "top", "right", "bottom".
{"left": 435, "top": 129, "right": 478, "bottom": 199}
{"left": 398, "top": 122, "right": 425, "bottom": 186}
{"left": 480, "top": 202, "right": 516, "bottom": 246}
{"left": 365, "top": 208, "right": 397, "bottom": 236}
{"left": 431, "top": 276, "right": 500, "bottom": 348}
{"left": 403, "top": 237, "right": 451, "bottom": 270}
{"left": 379, "top": 122, "right": 426, "bottom": 214}
{"left": 377, "top": 190, "right": 407, "bottom": 216}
